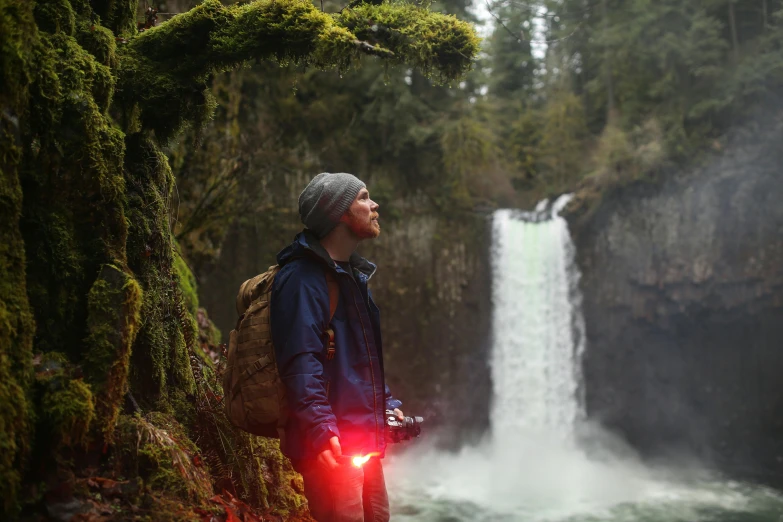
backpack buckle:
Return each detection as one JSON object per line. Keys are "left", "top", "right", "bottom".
{"left": 326, "top": 328, "right": 336, "bottom": 360}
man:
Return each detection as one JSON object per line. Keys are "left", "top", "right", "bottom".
{"left": 270, "top": 172, "right": 404, "bottom": 522}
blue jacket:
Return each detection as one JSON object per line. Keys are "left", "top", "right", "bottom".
{"left": 270, "top": 230, "right": 402, "bottom": 461}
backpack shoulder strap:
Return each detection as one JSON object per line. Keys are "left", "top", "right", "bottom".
{"left": 324, "top": 268, "right": 339, "bottom": 322}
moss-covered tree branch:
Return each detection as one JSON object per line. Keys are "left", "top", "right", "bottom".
{"left": 337, "top": 2, "right": 479, "bottom": 80}
{"left": 115, "top": 0, "right": 479, "bottom": 141}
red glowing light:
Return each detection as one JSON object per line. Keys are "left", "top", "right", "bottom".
{"left": 352, "top": 455, "right": 372, "bottom": 467}
{"left": 351, "top": 453, "right": 379, "bottom": 467}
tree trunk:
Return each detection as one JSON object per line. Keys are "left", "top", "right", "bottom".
{"left": 601, "top": 0, "right": 615, "bottom": 121}
{"left": 728, "top": 0, "right": 739, "bottom": 59}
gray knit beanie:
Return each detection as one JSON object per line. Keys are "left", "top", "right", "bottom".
{"left": 298, "top": 172, "right": 366, "bottom": 238}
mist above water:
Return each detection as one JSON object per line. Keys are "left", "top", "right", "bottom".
{"left": 385, "top": 199, "right": 783, "bottom": 521}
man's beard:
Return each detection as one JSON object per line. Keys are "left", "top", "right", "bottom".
{"left": 345, "top": 208, "right": 380, "bottom": 239}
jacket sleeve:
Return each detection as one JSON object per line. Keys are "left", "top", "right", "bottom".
{"left": 271, "top": 262, "right": 340, "bottom": 453}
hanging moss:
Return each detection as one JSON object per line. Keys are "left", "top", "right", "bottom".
{"left": 208, "top": 0, "right": 358, "bottom": 67}
{"left": 22, "top": 29, "right": 127, "bottom": 361}
{"left": 82, "top": 264, "right": 143, "bottom": 441}
{"left": 125, "top": 133, "right": 196, "bottom": 406}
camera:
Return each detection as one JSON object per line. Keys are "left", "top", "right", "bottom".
{"left": 385, "top": 409, "right": 423, "bottom": 443}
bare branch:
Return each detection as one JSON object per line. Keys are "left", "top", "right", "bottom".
{"left": 484, "top": 0, "right": 585, "bottom": 45}
{"left": 498, "top": 0, "right": 592, "bottom": 19}
{"left": 486, "top": 0, "right": 528, "bottom": 42}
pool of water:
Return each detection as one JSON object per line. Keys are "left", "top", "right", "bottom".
{"left": 385, "top": 436, "right": 783, "bottom": 522}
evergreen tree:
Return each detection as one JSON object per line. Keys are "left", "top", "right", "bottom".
{"left": 486, "top": 0, "right": 537, "bottom": 98}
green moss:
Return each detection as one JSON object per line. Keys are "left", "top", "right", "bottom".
{"left": 68, "top": 0, "right": 94, "bottom": 16}
{"left": 33, "top": 0, "right": 76, "bottom": 36}
{"left": 254, "top": 437, "right": 307, "bottom": 515}
{"left": 0, "top": 0, "right": 39, "bottom": 515}
{"left": 338, "top": 1, "right": 480, "bottom": 82}
{"left": 22, "top": 26, "right": 127, "bottom": 362}
{"left": 125, "top": 133, "right": 196, "bottom": 405}
{"left": 31, "top": 353, "right": 94, "bottom": 460}
{"left": 173, "top": 249, "right": 199, "bottom": 316}
{"left": 83, "top": 264, "right": 142, "bottom": 441}
{"left": 209, "top": 0, "right": 357, "bottom": 67}
{"left": 22, "top": 210, "right": 87, "bottom": 356}
{"left": 0, "top": 353, "right": 31, "bottom": 515}
{"left": 50, "top": 31, "right": 117, "bottom": 112}
{"left": 76, "top": 20, "right": 118, "bottom": 68}
{"left": 91, "top": 0, "right": 138, "bottom": 37}
{"left": 190, "top": 398, "right": 308, "bottom": 514}
{"left": 40, "top": 376, "right": 95, "bottom": 448}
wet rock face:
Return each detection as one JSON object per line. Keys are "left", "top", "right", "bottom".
{"left": 568, "top": 125, "right": 783, "bottom": 484}
{"left": 363, "top": 213, "right": 494, "bottom": 447}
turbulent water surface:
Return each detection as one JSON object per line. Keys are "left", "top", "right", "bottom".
{"left": 385, "top": 199, "right": 783, "bottom": 522}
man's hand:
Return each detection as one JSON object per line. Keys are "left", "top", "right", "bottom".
{"left": 318, "top": 436, "right": 342, "bottom": 470}
{"left": 393, "top": 408, "right": 404, "bottom": 420}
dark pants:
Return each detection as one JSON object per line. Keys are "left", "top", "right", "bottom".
{"left": 293, "top": 457, "right": 390, "bottom": 522}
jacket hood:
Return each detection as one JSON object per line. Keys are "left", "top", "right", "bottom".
{"left": 276, "top": 229, "right": 377, "bottom": 280}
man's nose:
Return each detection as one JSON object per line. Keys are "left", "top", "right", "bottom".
{"left": 370, "top": 199, "right": 379, "bottom": 212}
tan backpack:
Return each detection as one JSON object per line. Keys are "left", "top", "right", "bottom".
{"left": 222, "top": 264, "right": 339, "bottom": 438}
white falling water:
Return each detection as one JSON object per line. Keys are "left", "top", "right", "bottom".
{"left": 490, "top": 195, "right": 586, "bottom": 444}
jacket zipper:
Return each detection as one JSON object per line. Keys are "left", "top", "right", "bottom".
{"left": 347, "top": 277, "right": 380, "bottom": 448}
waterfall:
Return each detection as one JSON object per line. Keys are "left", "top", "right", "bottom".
{"left": 490, "top": 195, "right": 586, "bottom": 443}
{"left": 386, "top": 196, "right": 783, "bottom": 522}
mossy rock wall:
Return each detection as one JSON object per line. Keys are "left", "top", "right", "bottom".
{"left": 1, "top": 0, "right": 46, "bottom": 510}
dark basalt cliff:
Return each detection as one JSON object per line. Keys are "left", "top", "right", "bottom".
{"left": 567, "top": 120, "right": 783, "bottom": 484}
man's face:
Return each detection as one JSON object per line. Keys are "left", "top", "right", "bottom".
{"left": 340, "top": 188, "right": 380, "bottom": 240}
